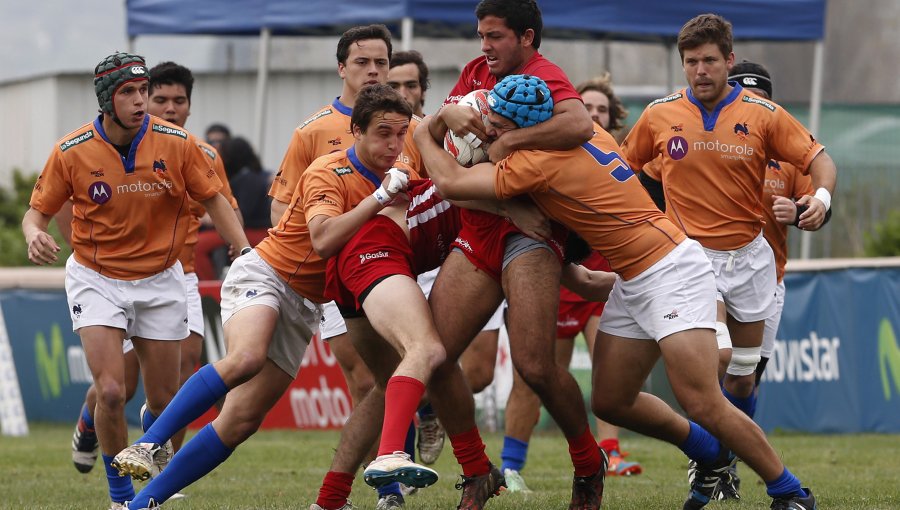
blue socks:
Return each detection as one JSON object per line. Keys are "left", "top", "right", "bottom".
{"left": 102, "top": 454, "right": 134, "bottom": 503}
{"left": 679, "top": 421, "right": 721, "bottom": 464}
{"left": 404, "top": 421, "right": 416, "bottom": 461}
{"left": 722, "top": 386, "right": 757, "bottom": 418}
{"left": 81, "top": 403, "right": 95, "bottom": 429}
{"left": 141, "top": 407, "right": 158, "bottom": 432}
{"left": 500, "top": 436, "right": 529, "bottom": 472}
{"left": 766, "top": 467, "right": 804, "bottom": 498}
{"left": 377, "top": 482, "right": 403, "bottom": 499}
{"left": 138, "top": 364, "right": 228, "bottom": 446}
{"left": 130, "top": 424, "right": 233, "bottom": 508}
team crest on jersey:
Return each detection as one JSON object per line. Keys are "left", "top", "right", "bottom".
{"left": 767, "top": 160, "right": 782, "bottom": 172}
{"left": 91, "top": 168, "right": 105, "bottom": 177}
{"left": 671, "top": 124, "right": 684, "bottom": 132}
{"left": 300, "top": 109, "right": 333, "bottom": 129}
{"left": 733, "top": 122, "right": 750, "bottom": 141}
{"left": 60, "top": 130, "right": 94, "bottom": 152}
{"left": 649, "top": 93, "right": 683, "bottom": 108}
{"left": 332, "top": 166, "right": 353, "bottom": 176}
{"left": 89, "top": 182, "right": 112, "bottom": 204}
{"left": 153, "top": 159, "right": 168, "bottom": 177}
{"left": 152, "top": 123, "right": 188, "bottom": 139}
{"left": 328, "top": 137, "right": 342, "bottom": 146}
{"left": 742, "top": 95, "right": 776, "bottom": 112}
{"left": 667, "top": 136, "right": 689, "bottom": 160}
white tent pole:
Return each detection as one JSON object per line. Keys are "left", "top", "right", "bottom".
{"left": 253, "top": 27, "right": 272, "bottom": 157}
{"left": 127, "top": 36, "right": 136, "bottom": 54}
{"left": 800, "top": 40, "right": 825, "bottom": 260}
{"left": 401, "top": 16, "right": 413, "bottom": 51}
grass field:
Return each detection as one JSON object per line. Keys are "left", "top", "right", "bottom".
{"left": 2, "top": 424, "right": 899, "bottom": 509}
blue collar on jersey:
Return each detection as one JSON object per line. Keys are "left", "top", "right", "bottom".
{"left": 347, "top": 145, "right": 384, "bottom": 189}
{"left": 687, "top": 80, "right": 743, "bottom": 132}
{"left": 332, "top": 97, "right": 353, "bottom": 116}
{"left": 93, "top": 114, "right": 150, "bottom": 174}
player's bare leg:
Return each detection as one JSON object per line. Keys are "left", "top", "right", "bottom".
{"left": 459, "top": 329, "right": 500, "bottom": 394}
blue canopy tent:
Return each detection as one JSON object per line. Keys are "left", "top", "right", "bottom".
{"left": 126, "top": 0, "right": 827, "bottom": 252}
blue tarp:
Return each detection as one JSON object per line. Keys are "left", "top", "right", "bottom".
{"left": 126, "top": 0, "right": 826, "bottom": 41}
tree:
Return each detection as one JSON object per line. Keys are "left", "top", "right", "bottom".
{"left": 0, "top": 170, "right": 69, "bottom": 267}
{"left": 865, "top": 209, "right": 900, "bottom": 257}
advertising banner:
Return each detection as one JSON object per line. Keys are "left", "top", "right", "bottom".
{"left": 756, "top": 267, "right": 900, "bottom": 433}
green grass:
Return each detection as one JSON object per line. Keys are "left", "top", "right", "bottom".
{"left": 2, "top": 424, "right": 899, "bottom": 509}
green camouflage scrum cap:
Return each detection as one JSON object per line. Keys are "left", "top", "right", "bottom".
{"left": 93, "top": 52, "right": 149, "bottom": 115}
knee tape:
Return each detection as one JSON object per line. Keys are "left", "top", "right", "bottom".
{"left": 715, "top": 322, "right": 732, "bottom": 350}
{"left": 727, "top": 346, "right": 762, "bottom": 376}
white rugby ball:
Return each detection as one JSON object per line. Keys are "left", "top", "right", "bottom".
{"left": 443, "top": 89, "right": 491, "bottom": 167}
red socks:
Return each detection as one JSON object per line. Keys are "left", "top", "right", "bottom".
{"left": 568, "top": 427, "right": 602, "bottom": 477}
{"left": 599, "top": 438, "right": 620, "bottom": 455}
{"left": 316, "top": 471, "right": 354, "bottom": 510}
{"left": 449, "top": 427, "right": 491, "bottom": 477}
{"left": 378, "top": 376, "right": 426, "bottom": 456}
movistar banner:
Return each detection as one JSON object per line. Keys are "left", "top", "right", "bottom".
{"left": 0, "top": 290, "right": 145, "bottom": 425}
{"left": 756, "top": 267, "right": 900, "bottom": 433}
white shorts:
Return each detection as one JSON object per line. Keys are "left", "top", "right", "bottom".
{"left": 599, "top": 239, "right": 717, "bottom": 341}
{"left": 220, "top": 250, "right": 321, "bottom": 378}
{"left": 418, "top": 267, "right": 505, "bottom": 331}
{"left": 65, "top": 255, "right": 189, "bottom": 341}
{"left": 703, "top": 233, "right": 777, "bottom": 323}
{"left": 184, "top": 272, "right": 204, "bottom": 337}
{"left": 123, "top": 339, "right": 134, "bottom": 354}
{"left": 761, "top": 280, "right": 786, "bottom": 358}
{"left": 320, "top": 301, "right": 348, "bottom": 340}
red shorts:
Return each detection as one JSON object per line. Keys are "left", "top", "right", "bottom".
{"left": 325, "top": 216, "right": 414, "bottom": 311}
{"left": 452, "top": 209, "right": 567, "bottom": 283}
{"left": 557, "top": 252, "right": 611, "bottom": 338}
{"left": 557, "top": 300, "right": 605, "bottom": 339}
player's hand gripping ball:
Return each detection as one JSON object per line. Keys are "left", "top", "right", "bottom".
{"left": 443, "top": 89, "right": 491, "bottom": 167}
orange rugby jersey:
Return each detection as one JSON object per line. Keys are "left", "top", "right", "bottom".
{"left": 762, "top": 160, "right": 813, "bottom": 282}
{"left": 178, "top": 140, "right": 239, "bottom": 274}
{"left": 621, "top": 84, "right": 823, "bottom": 251}
{"left": 30, "top": 115, "right": 222, "bottom": 280}
{"left": 493, "top": 129, "right": 686, "bottom": 281}
{"left": 255, "top": 146, "right": 419, "bottom": 302}
{"left": 268, "top": 98, "right": 423, "bottom": 205}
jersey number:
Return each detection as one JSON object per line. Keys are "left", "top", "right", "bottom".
{"left": 582, "top": 142, "right": 633, "bottom": 183}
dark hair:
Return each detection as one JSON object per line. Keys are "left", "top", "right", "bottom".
{"left": 221, "top": 137, "right": 262, "bottom": 179}
{"left": 350, "top": 84, "right": 412, "bottom": 133}
{"left": 576, "top": 72, "right": 628, "bottom": 132}
{"left": 729, "top": 60, "right": 773, "bottom": 99}
{"left": 475, "top": 0, "right": 543, "bottom": 50}
{"left": 677, "top": 13, "right": 733, "bottom": 61}
{"left": 148, "top": 61, "right": 194, "bottom": 102}
{"left": 390, "top": 50, "right": 430, "bottom": 93}
{"left": 206, "top": 123, "right": 231, "bottom": 139}
{"left": 336, "top": 24, "right": 393, "bottom": 64}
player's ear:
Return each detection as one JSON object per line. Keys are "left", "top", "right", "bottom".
{"left": 521, "top": 29, "right": 535, "bottom": 48}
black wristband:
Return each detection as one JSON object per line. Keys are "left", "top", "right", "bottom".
{"left": 792, "top": 203, "right": 809, "bottom": 227}
{"left": 240, "top": 246, "right": 252, "bottom": 256}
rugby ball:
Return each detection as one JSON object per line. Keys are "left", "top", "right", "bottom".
{"left": 443, "top": 89, "right": 491, "bottom": 167}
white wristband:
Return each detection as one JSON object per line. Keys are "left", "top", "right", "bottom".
{"left": 813, "top": 187, "right": 831, "bottom": 211}
{"left": 372, "top": 187, "right": 392, "bottom": 206}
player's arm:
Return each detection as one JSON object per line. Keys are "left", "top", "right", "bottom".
{"left": 560, "top": 263, "right": 616, "bottom": 302}
{"left": 270, "top": 199, "right": 289, "bottom": 227}
{"left": 430, "top": 103, "right": 489, "bottom": 144}
{"left": 22, "top": 207, "right": 61, "bottom": 265}
{"left": 53, "top": 200, "right": 74, "bottom": 247}
{"left": 308, "top": 170, "right": 409, "bottom": 259}
{"left": 415, "top": 116, "right": 496, "bottom": 201}
{"left": 201, "top": 193, "right": 251, "bottom": 253}
{"left": 487, "top": 98, "right": 593, "bottom": 162}
{"left": 795, "top": 151, "right": 837, "bottom": 231}
{"left": 638, "top": 171, "right": 666, "bottom": 212}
